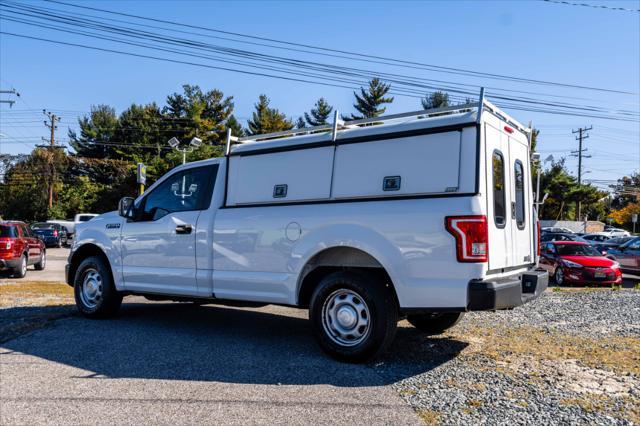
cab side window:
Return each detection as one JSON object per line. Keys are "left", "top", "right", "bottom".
{"left": 137, "top": 165, "right": 218, "bottom": 221}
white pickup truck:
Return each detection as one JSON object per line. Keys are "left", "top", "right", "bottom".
{"left": 48, "top": 213, "right": 99, "bottom": 237}
{"left": 67, "top": 95, "right": 548, "bottom": 361}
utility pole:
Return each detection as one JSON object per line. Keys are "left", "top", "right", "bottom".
{"left": 571, "top": 125, "right": 592, "bottom": 221}
{"left": 0, "top": 88, "right": 19, "bottom": 107}
{"left": 42, "top": 110, "right": 62, "bottom": 209}
{"left": 0, "top": 89, "right": 20, "bottom": 154}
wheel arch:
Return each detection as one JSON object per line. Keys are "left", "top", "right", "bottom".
{"left": 67, "top": 244, "right": 113, "bottom": 287}
{"left": 296, "top": 246, "right": 399, "bottom": 309}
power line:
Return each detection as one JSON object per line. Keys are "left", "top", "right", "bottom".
{"left": 42, "top": 0, "right": 638, "bottom": 94}
{"left": 2, "top": 30, "right": 638, "bottom": 124}
{"left": 542, "top": 0, "right": 640, "bottom": 13}
{"left": 2, "top": 1, "right": 639, "bottom": 122}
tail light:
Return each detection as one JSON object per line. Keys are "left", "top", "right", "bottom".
{"left": 445, "top": 215, "right": 488, "bottom": 263}
{"left": 536, "top": 220, "right": 541, "bottom": 257}
{"left": 53, "top": 230, "right": 58, "bottom": 237}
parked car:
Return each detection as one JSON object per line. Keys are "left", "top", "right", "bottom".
{"left": 66, "top": 99, "right": 548, "bottom": 362}
{"left": 542, "top": 226, "right": 574, "bottom": 234}
{"left": 31, "top": 222, "right": 68, "bottom": 248}
{"left": 47, "top": 213, "right": 99, "bottom": 237}
{"left": 582, "top": 233, "right": 611, "bottom": 243}
{"left": 0, "top": 221, "right": 46, "bottom": 278}
{"left": 591, "top": 236, "right": 636, "bottom": 256}
{"left": 597, "top": 228, "right": 631, "bottom": 238}
{"left": 606, "top": 237, "right": 640, "bottom": 274}
{"left": 541, "top": 232, "right": 587, "bottom": 243}
{"left": 539, "top": 241, "right": 622, "bottom": 286}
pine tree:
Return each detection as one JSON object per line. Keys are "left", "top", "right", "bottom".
{"left": 346, "top": 78, "right": 394, "bottom": 120}
{"left": 225, "top": 115, "right": 245, "bottom": 138}
{"left": 304, "top": 97, "right": 333, "bottom": 126}
{"left": 421, "top": 91, "right": 450, "bottom": 110}
{"left": 246, "top": 95, "right": 293, "bottom": 135}
{"left": 295, "top": 117, "right": 306, "bottom": 129}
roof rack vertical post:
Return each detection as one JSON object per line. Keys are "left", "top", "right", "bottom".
{"left": 477, "top": 87, "right": 485, "bottom": 124}
{"left": 225, "top": 128, "right": 232, "bottom": 156}
{"left": 329, "top": 109, "right": 340, "bottom": 199}
{"left": 331, "top": 109, "right": 342, "bottom": 142}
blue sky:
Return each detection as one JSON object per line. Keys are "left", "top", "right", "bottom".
{"left": 1, "top": 0, "right": 638, "bottom": 190}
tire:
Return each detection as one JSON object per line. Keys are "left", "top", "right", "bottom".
{"left": 13, "top": 255, "right": 27, "bottom": 278}
{"left": 309, "top": 270, "right": 398, "bottom": 363}
{"left": 34, "top": 251, "right": 46, "bottom": 270}
{"left": 407, "top": 312, "right": 464, "bottom": 335}
{"left": 554, "top": 267, "right": 564, "bottom": 286}
{"left": 74, "top": 255, "right": 122, "bottom": 318}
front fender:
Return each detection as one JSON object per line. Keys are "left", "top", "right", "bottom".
{"left": 72, "top": 228, "right": 123, "bottom": 290}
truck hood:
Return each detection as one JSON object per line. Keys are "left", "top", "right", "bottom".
{"left": 75, "top": 211, "right": 120, "bottom": 233}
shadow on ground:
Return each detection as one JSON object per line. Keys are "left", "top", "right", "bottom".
{"left": 1, "top": 302, "right": 467, "bottom": 387}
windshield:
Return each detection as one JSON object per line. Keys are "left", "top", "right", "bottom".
{"left": 556, "top": 244, "right": 601, "bottom": 256}
{"left": 32, "top": 223, "right": 54, "bottom": 229}
{"left": 0, "top": 226, "right": 17, "bottom": 238}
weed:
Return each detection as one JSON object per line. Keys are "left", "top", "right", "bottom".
{"left": 416, "top": 409, "right": 440, "bottom": 425}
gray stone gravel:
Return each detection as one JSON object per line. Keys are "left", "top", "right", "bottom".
{"left": 373, "top": 290, "right": 640, "bottom": 425}
{"left": 463, "top": 290, "right": 640, "bottom": 337}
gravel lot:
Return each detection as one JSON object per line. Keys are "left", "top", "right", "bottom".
{"left": 385, "top": 290, "right": 640, "bottom": 425}
{"left": 1, "top": 256, "right": 639, "bottom": 425}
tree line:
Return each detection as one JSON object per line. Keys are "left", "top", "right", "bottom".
{"left": 0, "top": 79, "right": 637, "bottom": 230}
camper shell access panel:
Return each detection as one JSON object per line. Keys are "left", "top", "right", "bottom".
{"left": 225, "top": 111, "right": 479, "bottom": 207}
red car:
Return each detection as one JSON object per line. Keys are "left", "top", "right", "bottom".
{"left": 540, "top": 241, "right": 622, "bottom": 286}
{"left": 0, "top": 221, "right": 46, "bottom": 278}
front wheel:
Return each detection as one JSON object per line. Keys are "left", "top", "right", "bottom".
{"left": 554, "top": 267, "right": 564, "bottom": 286}
{"left": 309, "top": 271, "right": 398, "bottom": 363}
{"left": 74, "top": 256, "right": 122, "bottom": 318}
{"left": 407, "top": 312, "right": 464, "bottom": 335}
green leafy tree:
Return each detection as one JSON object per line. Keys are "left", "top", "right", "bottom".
{"left": 164, "top": 84, "right": 234, "bottom": 145}
{"left": 68, "top": 105, "right": 119, "bottom": 159}
{"left": 225, "top": 115, "right": 245, "bottom": 138}
{"left": 295, "top": 117, "right": 306, "bottom": 129}
{"left": 538, "top": 158, "right": 607, "bottom": 221}
{"left": 421, "top": 91, "right": 450, "bottom": 109}
{"left": 304, "top": 97, "right": 333, "bottom": 126}
{"left": 246, "top": 95, "right": 293, "bottom": 135}
{"left": 346, "top": 78, "right": 394, "bottom": 120}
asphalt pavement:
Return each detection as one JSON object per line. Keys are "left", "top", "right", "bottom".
{"left": 1, "top": 247, "right": 638, "bottom": 425}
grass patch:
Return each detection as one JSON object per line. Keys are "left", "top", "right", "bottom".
{"left": 561, "top": 395, "right": 640, "bottom": 424}
{"left": 0, "top": 280, "right": 75, "bottom": 342}
{"left": 452, "top": 325, "right": 640, "bottom": 376}
{"left": 416, "top": 409, "right": 440, "bottom": 425}
{"left": 0, "top": 281, "right": 72, "bottom": 307}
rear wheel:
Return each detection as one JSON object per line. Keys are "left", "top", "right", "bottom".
{"left": 407, "top": 312, "right": 464, "bottom": 335}
{"left": 13, "top": 255, "right": 27, "bottom": 278}
{"left": 34, "top": 251, "right": 46, "bottom": 270}
{"left": 309, "top": 271, "right": 398, "bottom": 362}
{"left": 74, "top": 256, "right": 122, "bottom": 318}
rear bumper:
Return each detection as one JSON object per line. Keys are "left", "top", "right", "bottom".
{"left": 467, "top": 268, "right": 548, "bottom": 311}
{"left": 0, "top": 258, "right": 20, "bottom": 270}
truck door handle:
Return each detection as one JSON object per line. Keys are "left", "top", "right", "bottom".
{"left": 511, "top": 202, "right": 516, "bottom": 219}
{"left": 175, "top": 224, "right": 193, "bottom": 234}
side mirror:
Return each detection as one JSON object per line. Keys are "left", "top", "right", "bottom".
{"left": 118, "top": 197, "right": 135, "bottom": 219}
